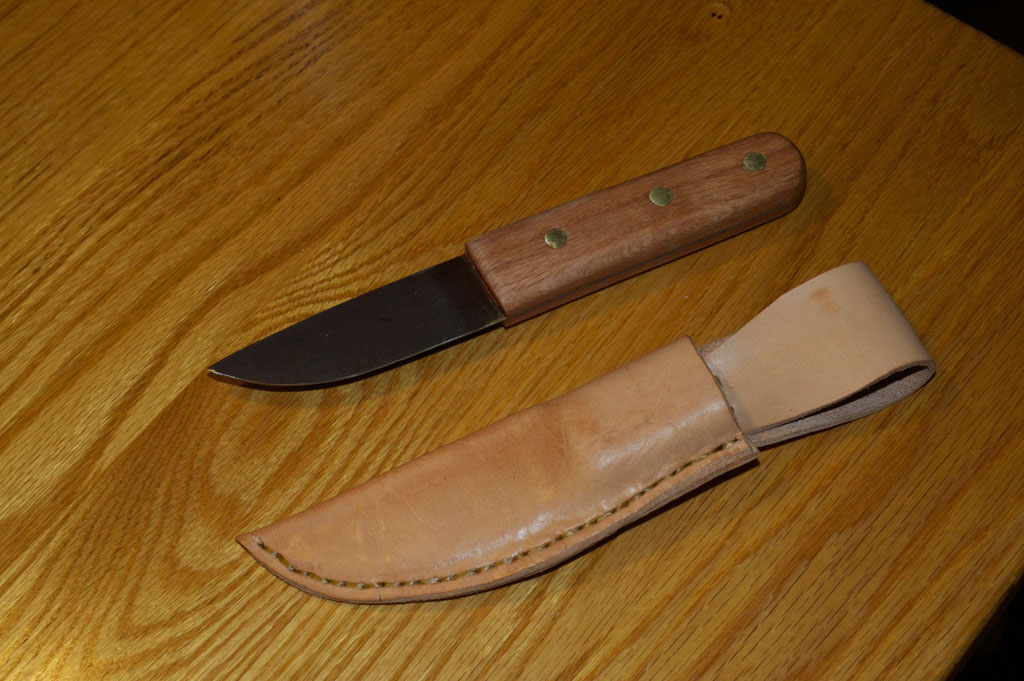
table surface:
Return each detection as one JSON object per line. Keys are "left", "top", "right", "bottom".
{"left": 3, "top": 0, "right": 1023, "bottom": 678}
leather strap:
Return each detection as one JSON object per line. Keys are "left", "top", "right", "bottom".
{"left": 701, "top": 262, "right": 935, "bottom": 447}
{"left": 237, "top": 263, "right": 934, "bottom": 603}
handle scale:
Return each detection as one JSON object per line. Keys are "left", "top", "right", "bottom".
{"left": 465, "top": 132, "right": 806, "bottom": 324}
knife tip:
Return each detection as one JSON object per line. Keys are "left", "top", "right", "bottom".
{"left": 205, "top": 360, "right": 338, "bottom": 389}
{"left": 206, "top": 361, "right": 246, "bottom": 383}
{"left": 206, "top": 362, "right": 229, "bottom": 377}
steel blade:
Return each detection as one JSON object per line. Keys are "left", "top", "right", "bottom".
{"left": 208, "top": 256, "right": 504, "bottom": 387}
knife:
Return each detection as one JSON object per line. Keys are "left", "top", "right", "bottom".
{"left": 209, "top": 132, "right": 805, "bottom": 387}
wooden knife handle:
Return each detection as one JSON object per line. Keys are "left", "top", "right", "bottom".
{"left": 464, "top": 132, "right": 806, "bottom": 325}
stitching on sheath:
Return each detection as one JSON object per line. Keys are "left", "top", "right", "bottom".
{"left": 254, "top": 438, "right": 740, "bottom": 590}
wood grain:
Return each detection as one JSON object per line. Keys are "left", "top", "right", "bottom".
{"left": 465, "top": 133, "right": 805, "bottom": 322}
{"left": 1, "top": 0, "right": 1022, "bottom": 679}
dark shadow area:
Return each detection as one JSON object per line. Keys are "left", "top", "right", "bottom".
{"left": 947, "top": 572, "right": 1024, "bottom": 680}
{"left": 925, "top": 6, "right": 1022, "bottom": 672}
{"left": 928, "top": 0, "right": 1024, "bottom": 54}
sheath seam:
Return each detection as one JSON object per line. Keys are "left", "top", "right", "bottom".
{"left": 252, "top": 437, "right": 740, "bottom": 590}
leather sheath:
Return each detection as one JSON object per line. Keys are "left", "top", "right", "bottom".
{"left": 237, "top": 263, "right": 935, "bottom": 604}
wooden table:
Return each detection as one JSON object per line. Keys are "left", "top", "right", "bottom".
{"left": 3, "top": 0, "right": 1022, "bottom": 678}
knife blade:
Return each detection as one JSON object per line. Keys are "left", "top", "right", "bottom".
{"left": 209, "top": 132, "right": 805, "bottom": 387}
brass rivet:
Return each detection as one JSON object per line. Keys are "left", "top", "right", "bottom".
{"left": 743, "top": 152, "right": 767, "bottom": 171}
{"left": 649, "top": 186, "right": 673, "bottom": 206}
{"left": 544, "top": 228, "right": 568, "bottom": 249}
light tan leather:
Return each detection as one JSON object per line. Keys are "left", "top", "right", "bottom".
{"left": 701, "top": 262, "right": 935, "bottom": 447}
{"left": 237, "top": 263, "right": 934, "bottom": 603}
{"left": 238, "top": 338, "right": 756, "bottom": 603}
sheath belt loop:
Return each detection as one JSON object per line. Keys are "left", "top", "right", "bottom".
{"left": 700, "top": 262, "right": 936, "bottom": 448}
